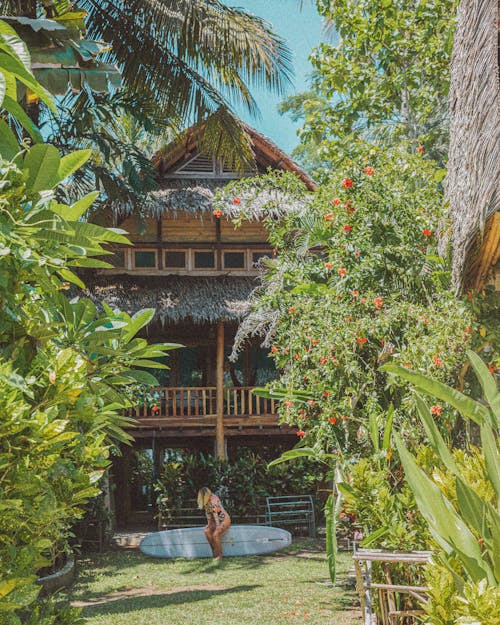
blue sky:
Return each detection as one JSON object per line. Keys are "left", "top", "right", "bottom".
{"left": 233, "top": 1, "right": 323, "bottom": 154}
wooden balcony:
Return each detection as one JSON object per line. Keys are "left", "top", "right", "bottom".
{"left": 127, "top": 386, "right": 282, "bottom": 431}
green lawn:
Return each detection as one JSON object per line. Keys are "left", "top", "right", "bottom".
{"left": 63, "top": 540, "right": 361, "bottom": 625}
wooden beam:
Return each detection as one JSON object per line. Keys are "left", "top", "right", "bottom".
{"left": 215, "top": 320, "right": 225, "bottom": 458}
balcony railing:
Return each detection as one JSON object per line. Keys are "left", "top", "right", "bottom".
{"left": 127, "top": 386, "right": 278, "bottom": 426}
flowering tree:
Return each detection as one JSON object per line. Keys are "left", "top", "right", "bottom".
{"left": 217, "top": 147, "right": 475, "bottom": 457}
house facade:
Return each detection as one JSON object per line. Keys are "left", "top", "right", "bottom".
{"left": 86, "top": 125, "right": 316, "bottom": 525}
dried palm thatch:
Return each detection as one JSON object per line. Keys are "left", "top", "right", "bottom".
{"left": 84, "top": 275, "right": 257, "bottom": 325}
{"left": 444, "top": 0, "right": 500, "bottom": 291}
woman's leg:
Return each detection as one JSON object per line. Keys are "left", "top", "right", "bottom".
{"left": 212, "top": 517, "right": 231, "bottom": 560}
{"left": 204, "top": 524, "right": 218, "bottom": 557}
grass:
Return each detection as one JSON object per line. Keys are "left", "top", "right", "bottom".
{"left": 62, "top": 539, "right": 361, "bottom": 625}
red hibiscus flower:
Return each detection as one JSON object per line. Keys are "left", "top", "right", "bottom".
{"left": 351, "top": 290, "right": 359, "bottom": 296}
{"left": 433, "top": 356, "right": 443, "bottom": 366}
{"left": 323, "top": 391, "right": 331, "bottom": 397}
{"left": 341, "top": 415, "right": 348, "bottom": 420}
{"left": 373, "top": 297, "right": 383, "bottom": 310}
{"left": 357, "top": 337, "right": 367, "bottom": 344}
{"left": 319, "top": 356, "right": 328, "bottom": 364}
{"left": 430, "top": 405, "right": 442, "bottom": 415}
{"left": 355, "top": 251, "right": 360, "bottom": 258}
{"left": 270, "top": 345, "right": 278, "bottom": 354}
{"left": 294, "top": 353, "right": 301, "bottom": 360}
{"left": 307, "top": 399, "right": 316, "bottom": 406}
{"left": 363, "top": 166, "right": 374, "bottom": 176}
{"left": 325, "top": 262, "right": 333, "bottom": 270}
{"left": 232, "top": 197, "right": 241, "bottom": 204}
{"left": 342, "top": 177, "right": 353, "bottom": 188}
{"left": 343, "top": 225, "right": 353, "bottom": 233}
{"left": 288, "top": 306, "right": 295, "bottom": 313}
{"left": 324, "top": 213, "right": 335, "bottom": 221}
{"left": 284, "top": 400, "right": 294, "bottom": 407}
{"left": 328, "top": 416, "right": 337, "bottom": 424}
{"left": 296, "top": 430, "right": 305, "bottom": 438}
{"left": 212, "top": 209, "right": 222, "bottom": 218}
{"left": 338, "top": 268, "right": 347, "bottom": 275}
{"left": 417, "top": 145, "right": 424, "bottom": 154}
{"left": 422, "top": 229, "right": 433, "bottom": 237}
{"left": 333, "top": 197, "right": 341, "bottom": 206}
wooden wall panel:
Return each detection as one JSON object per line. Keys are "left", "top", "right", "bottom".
{"left": 220, "top": 220, "right": 269, "bottom": 243}
{"left": 162, "top": 212, "right": 216, "bottom": 243}
{"left": 121, "top": 216, "right": 158, "bottom": 242}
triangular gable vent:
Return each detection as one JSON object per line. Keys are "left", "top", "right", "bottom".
{"left": 173, "top": 153, "right": 216, "bottom": 176}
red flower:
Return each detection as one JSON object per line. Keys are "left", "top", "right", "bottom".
{"left": 270, "top": 345, "right": 278, "bottom": 354}
{"left": 347, "top": 206, "right": 357, "bottom": 214}
{"left": 373, "top": 297, "right": 383, "bottom": 310}
{"left": 328, "top": 416, "right": 337, "bottom": 424}
{"left": 355, "top": 251, "right": 360, "bottom": 258}
{"left": 319, "top": 356, "right": 328, "bottom": 364}
{"left": 430, "top": 405, "right": 442, "bottom": 415}
{"left": 284, "top": 400, "right": 294, "bottom": 407}
{"left": 488, "top": 363, "right": 498, "bottom": 374}
{"left": 357, "top": 337, "right": 367, "bottom": 344}
{"left": 422, "top": 229, "right": 433, "bottom": 237}
{"left": 342, "top": 177, "right": 353, "bottom": 188}
{"left": 345, "top": 199, "right": 351, "bottom": 208}
{"left": 312, "top": 339, "right": 319, "bottom": 345}
{"left": 325, "top": 262, "right": 333, "bottom": 270}
{"left": 333, "top": 197, "right": 341, "bottom": 206}
{"left": 232, "top": 197, "right": 241, "bottom": 204}
{"left": 294, "top": 353, "right": 301, "bottom": 360}
{"left": 338, "top": 268, "right": 347, "bottom": 275}
{"left": 341, "top": 414, "right": 348, "bottom": 420}
{"left": 288, "top": 306, "right": 295, "bottom": 313}
{"left": 296, "top": 430, "right": 305, "bottom": 438}
{"left": 433, "top": 356, "right": 443, "bottom": 367}
{"left": 351, "top": 290, "right": 359, "bottom": 296}
{"left": 212, "top": 209, "right": 222, "bottom": 218}
{"left": 343, "top": 225, "right": 353, "bottom": 233}
{"left": 324, "top": 213, "right": 335, "bottom": 221}
{"left": 152, "top": 404, "right": 159, "bottom": 413}
{"left": 323, "top": 391, "right": 331, "bottom": 397}
{"left": 307, "top": 399, "right": 316, "bottom": 406}
{"left": 363, "top": 166, "right": 374, "bottom": 176}
{"left": 417, "top": 145, "right": 424, "bottom": 154}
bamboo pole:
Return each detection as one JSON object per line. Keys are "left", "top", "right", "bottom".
{"left": 215, "top": 320, "right": 225, "bottom": 459}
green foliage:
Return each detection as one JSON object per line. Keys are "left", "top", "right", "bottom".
{"left": 223, "top": 147, "right": 474, "bottom": 456}
{"left": 389, "top": 354, "right": 500, "bottom": 617}
{"left": 281, "top": 0, "right": 456, "bottom": 176}
{"left": 154, "top": 449, "right": 326, "bottom": 524}
{"left": 0, "top": 140, "right": 176, "bottom": 621}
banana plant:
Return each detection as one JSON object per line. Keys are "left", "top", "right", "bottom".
{"left": 381, "top": 351, "right": 499, "bottom": 588}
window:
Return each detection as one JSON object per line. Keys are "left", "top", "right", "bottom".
{"left": 252, "top": 251, "right": 272, "bottom": 266}
{"left": 165, "top": 250, "right": 186, "bottom": 268}
{"left": 134, "top": 250, "right": 157, "bottom": 268}
{"left": 194, "top": 251, "right": 215, "bottom": 269}
{"left": 223, "top": 251, "right": 245, "bottom": 269}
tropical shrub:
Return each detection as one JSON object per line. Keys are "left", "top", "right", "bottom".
{"left": 0, "top": 140, "right": 175, "bottom": 622}
{"left": 385, "top": 352, "right": 500, "bottom": 623}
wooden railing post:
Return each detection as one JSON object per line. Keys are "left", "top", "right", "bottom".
{"left": 215, "top": 320, "right": 226, "bottom": 459}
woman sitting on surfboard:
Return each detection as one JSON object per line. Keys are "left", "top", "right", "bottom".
{"left": 198, "top": 487, "right": 231, "bottom": 560}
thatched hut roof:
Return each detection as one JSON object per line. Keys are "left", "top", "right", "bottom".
{"left": 84, "top": 275, "right": 256, "bottom": 325}
{"left": 445, "top": 0, "right": 500, "bottom": 291}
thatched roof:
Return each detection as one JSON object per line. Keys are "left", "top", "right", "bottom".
{"left": 445, "top": 0, "right": 500, "bottom": 291}
{"left": 84, "top": 275, "right": 256, "bottom": 324}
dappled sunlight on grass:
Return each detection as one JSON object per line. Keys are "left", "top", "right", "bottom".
{"left": 62, "top": 540, "right": 360, "bottom": 625}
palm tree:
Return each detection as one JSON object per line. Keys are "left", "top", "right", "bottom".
{"left": 0, "top": 0, "right": 293, "bottom": 168}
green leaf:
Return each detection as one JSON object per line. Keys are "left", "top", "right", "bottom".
{"left": 361, "top": 526, "right": 389, "bottom": 547}
{"left": 122, "top": 308, "right": 155, "bottom": 343}
{"left": 395, "top": 432, "right": 493, "bottom": 584}
{"left": 415, "top": 394, "right": 458, "bottom": 473}
{"left": 480, "top": 423, "right": 500, "bottom": 507}
{"left": 382, "top": 403, "right": 394, "bottom": 451}
{"left": 57, "top": 268, "right": 85, "bottom": 289}
{"left": 24, "top": 144, "right": 60, "bottom": 192}
{"left": 381, "top": 363, "right": 490, "bottom": 425}
{"left": 58, "top": 191, "right": 99, "bottom": 220}
{"left": 73, "top": 221, "right": 131, "bottom": 245}
{"left": 0, "top": 51, "right": 55, "bottom": 110}
{"left": 455, "top": 477, "right": 489, "bottom": 539}
{"left": 2, "top": 94, "right": 42, "bottom": 142}
{"left": 267, "top": 448, "right": 318, "bottom": 467}
{"left": 467, "top": 350, "right": 499, "bottom": 428}
{"left": 325, "top": 494, "right": 336, "bottom": 583}
{"left": 56, "top": 149, "right": 91, "bottom": 185}
{"left": 0, "top": 118, "right": 19, "bottom": 159}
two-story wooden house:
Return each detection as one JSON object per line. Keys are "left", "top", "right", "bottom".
{"left": 86, "top": 124, "right": 316, "bottom": 525}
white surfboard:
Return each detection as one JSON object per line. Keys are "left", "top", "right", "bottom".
{"left": 139, "top": 525, "right": 292, "bottom": 559}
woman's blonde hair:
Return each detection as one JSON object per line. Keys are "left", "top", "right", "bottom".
{"left": 197, "top": 487, "right": 212, "bottom": 509}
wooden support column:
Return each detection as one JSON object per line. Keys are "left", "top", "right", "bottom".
{"left": 215, "top": 319, "right": 226, "bottom": 459}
